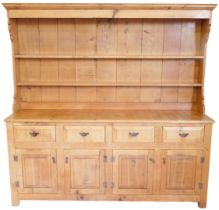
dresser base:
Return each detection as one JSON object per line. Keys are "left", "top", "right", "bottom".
{"left": 12, "top": 194, "right": 205, "bottom": 207}
{"left": 6, "top": 110, "right": 213, "bottom": 208}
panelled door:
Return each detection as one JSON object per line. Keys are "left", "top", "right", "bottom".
{"left": 64, "top": 150, "right": 105, "bottom": 194}
{"left": 15, "top": 149, "right": 58, "bottom": 193}
{"left": 113, "top": 150, "right": 154, "bottom": 194}
{"left": 161, "top": 150, "right": 203, "bottom": 195}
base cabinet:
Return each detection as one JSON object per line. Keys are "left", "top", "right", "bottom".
{"left": 7, "top": 122, "right": 212, "bottom": 208}
{"left": 161, "top": 150, "right": 203, "bottom": 195}
{"left": 4, "top": 2, "right": 215, "bottom": 208}
{"left": 64, "top": 150, "right": 105, "bottom": 194}
{"left": 113, "top": 150, "right": 154, "bottom": 195}
{"left": 15, "top": 149, "right": 58, "bottom": 194}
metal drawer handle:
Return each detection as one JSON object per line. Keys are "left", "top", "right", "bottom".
{"left": 129, "top": 132, "right": 139, "bottom": 137}
{"left": 29, "top": 130, "right": 39, "bottom": 137}
{"left": 179, "top": 132, "right": 189, "bottom": 138}
{"left": 80, "top": 132, "right": 89, "bottom": 137}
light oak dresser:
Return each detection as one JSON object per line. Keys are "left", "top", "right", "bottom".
{"left": 3, "top": 3, "right": 216, "bottom": 207}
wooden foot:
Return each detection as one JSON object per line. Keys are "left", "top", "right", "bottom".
{"left": 12, "top": 198, "right": 20, "bottom": 206}
{"left": 198, "top": 201, "right": 207, "bottom": 208}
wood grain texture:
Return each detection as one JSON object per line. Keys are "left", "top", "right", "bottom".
{"left": 3, "top": 3, "right": 215, "bottom": 207}
{"left": 3, "top": 3, "right": 217, "bottom": 10}
{"left": 14, "top": 18, "right": 206, "bottom": 110}
{"left": 5, "top": 109, "right": 214, "bottom": 123}
{"left": 113, "top": 150, "right": 154, "bottom": 194}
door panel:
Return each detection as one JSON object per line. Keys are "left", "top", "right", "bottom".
{"left": 16, "top": 149, "right": 57, "bottom": 193}
{"left": 161, "top": 150, "right": 203, "bottom": 195}
{"left": 64, "top": 150, "right": 105, "bottom": 194}
{"left": 113, "top": 150, "right": 154, "bottom": 194}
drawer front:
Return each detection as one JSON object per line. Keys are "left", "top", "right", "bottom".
{"left": 113, "top": 126, "right": 154, "bottom": 143}
{"left": 163, "top": 126, "right": 204, "bottom": 143}
{"left": 64, "top": 126, "right": 105, "bottom": 143}
{"left": 14, "top": 125, "right": 55, "bottom": 142}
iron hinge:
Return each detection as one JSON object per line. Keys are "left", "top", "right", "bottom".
{"left": 103, "top": 155, "right": 108, "bottom": 162}
{"left": 103, "top": 182, "right": 114, "bottom": 188}
{"left": 15, "top": 181, "right": 19, "bottom": 188}
{"left": 65, "top": 157, "right": 69, "bottom": 164}
{"left": 200, "top": 156, "right": 205, "bottom": 164}
{"left": 13, "top": 155, "right": 18, "bottom": 162}
{"left": 111, "top": 182, "right": 115, "bottom": 189}
{"left": 198, "top": 182, "right": 203, "bottom": 190}
{"left": 103, "top": 155, "right": 115, "bottom": 162}
{"left": 52, "top": 156, "right": 56, "bottom": 164}
{"left": 103, "top": 181, "right": 107, "bottom": 188}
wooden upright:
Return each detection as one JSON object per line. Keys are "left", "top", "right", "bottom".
{"left": 3, "top": 3, "right": 216, "bottom": 207}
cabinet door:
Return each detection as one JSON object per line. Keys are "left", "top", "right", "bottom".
{"left": 113, "top": 150, "right": 154, "bottom": 194}
{"left": 16, "top": 149, "right": 57, "bottom": 194}
{"left": 64, "top": 150, "right": 105, "bottom": 194}
{"left": 161, "top": 150, "right": 203, "bottom": 195}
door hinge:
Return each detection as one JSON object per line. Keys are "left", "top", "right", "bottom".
{"left": 111, "top": 156, "right": 115, "bottom": 162}
{"left": 111, "top": 182, "right": 115, "bottom": 189}
{"left": 200, "top": 156, "right": 205, "bottom": 164}
{"left": 103, "top": 181, "right": 107, "bottom": 188}
{"left": 52, "top": 156, "right": 56, "bottom": 164}
{"left": 103, "top": 182, "right": 114, "bottom": 188}
{"left": 13, "top": 155, "right": 18, "bottom": 162}
{"left": 15, "top": 181, "right": 19, "bottom": 188}
{"left": 103, "top": 155, "right": 115, "bottom": 162}
{"left": 198, "top": 182, "right": 203, "bottom": 190}
{"left": 149, "top": 157, "right": 155, "bottom": 163}
{"left": 103, "top": 155, "right": 108, "bottom": 162}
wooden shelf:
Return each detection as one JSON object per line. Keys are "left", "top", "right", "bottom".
{"left": 5, "top": 109, "right": 214, "bottom": 123}
{"left": 16, "top": 82, "right": 203, "bottom": 87}
{"left": 4, "top": 4, "right": 215, "bottom": 207}
{"left": 14, "top": 55, "right": 205, "bottom": 60}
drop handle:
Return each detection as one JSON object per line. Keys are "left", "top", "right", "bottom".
{"left": 29, "top": 130, "right": 39, "bottom": 137}
{"left": 52, "top": 157, "right": 56, "bottom": 164}
{"left": 80, "top": 132, "right": 89, "bottom": 137}
{"left": 129, "top": 132, "right": 139, "bottom": 137}
{"left": 149, "top": 158, "right": 155, "bottom": 163}
{"left": 179, "top": 132, "right": 189, "bottom": 138}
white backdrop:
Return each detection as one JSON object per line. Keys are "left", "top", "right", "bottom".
{"left": 0, "top": 0, "right": 219, "bottom": 209}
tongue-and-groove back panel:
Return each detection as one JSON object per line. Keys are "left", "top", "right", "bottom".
{"left": 12, "top": 19, "right": 206, "bottom": 110}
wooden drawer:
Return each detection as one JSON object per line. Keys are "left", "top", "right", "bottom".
{"left": 113, "top": 126, "right": 154, "bottom": 143}
{"left": 64, "top": 126, "right": 105, "bottom": 143}
{"left": 163, "top": 126, "right": 204, "bottom": 143}
{"left": 14, "top": 125, "right": 55, "bottom": 142}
